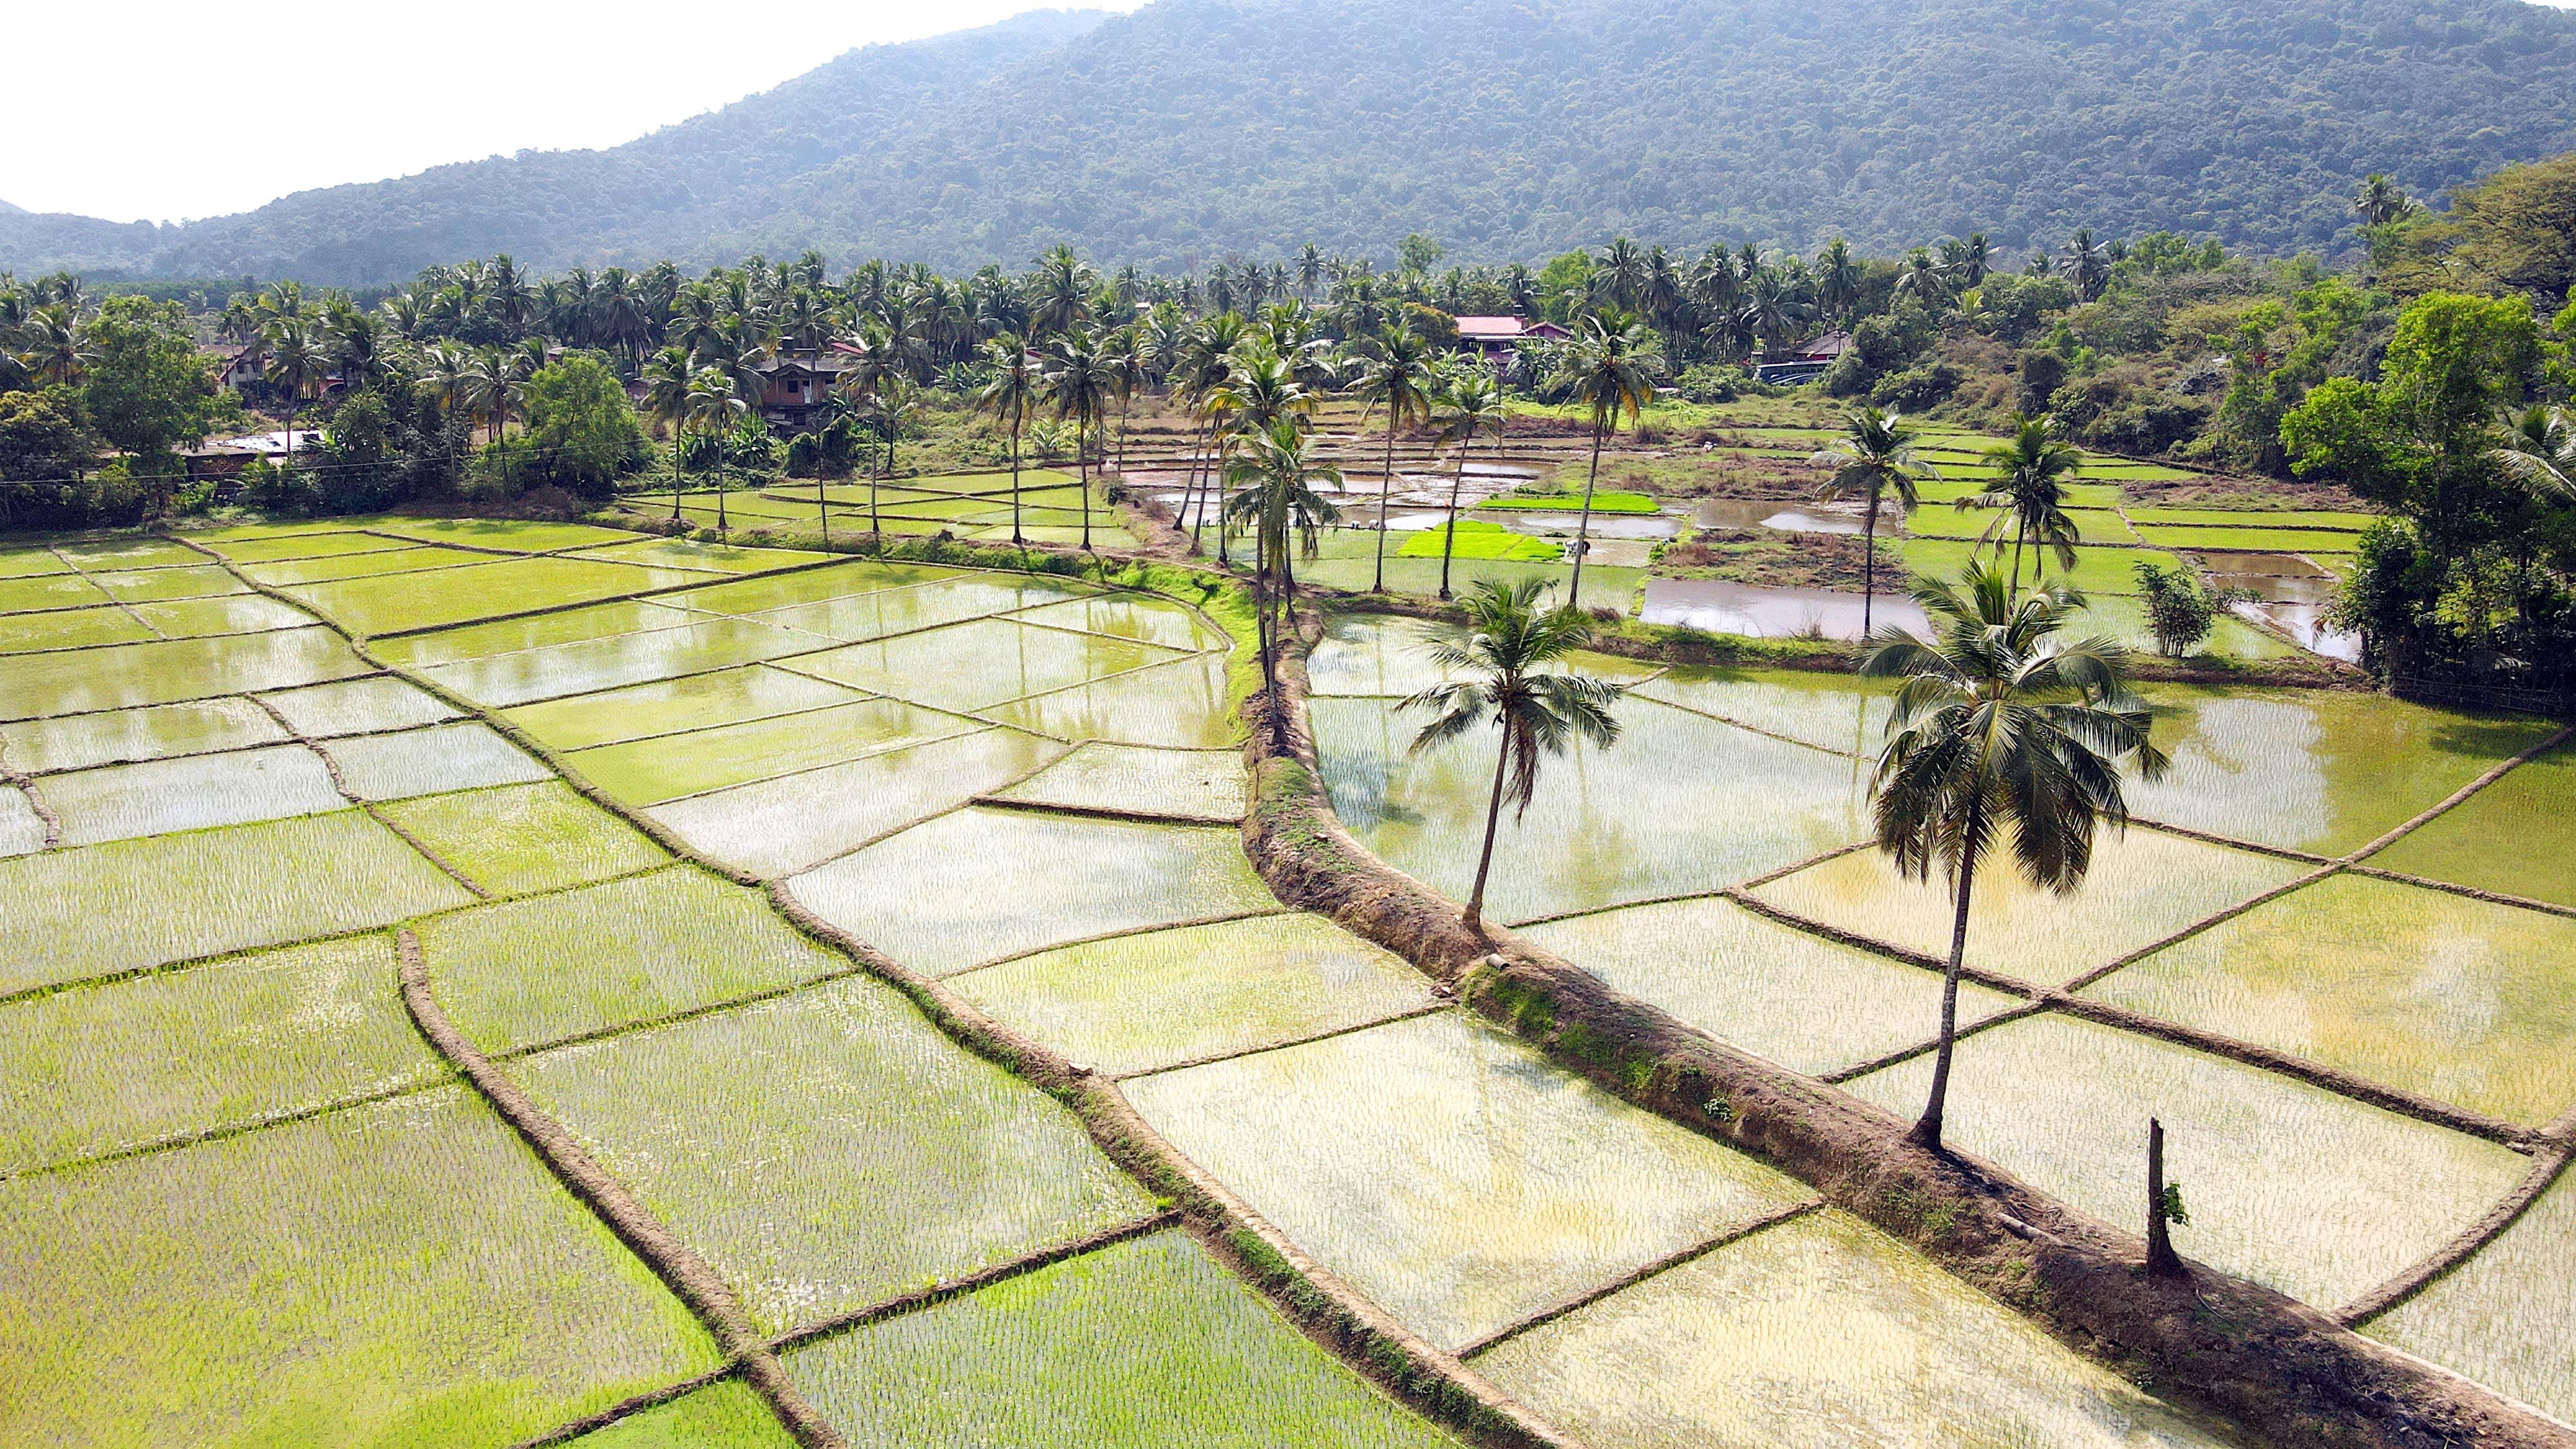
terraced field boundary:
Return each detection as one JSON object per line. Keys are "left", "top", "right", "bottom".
{"left": 1245, "top": 606, "right": 2576, "bottom": 1449}
{"left": 166, "top": 529, "right": 1573, "bottom": 1449}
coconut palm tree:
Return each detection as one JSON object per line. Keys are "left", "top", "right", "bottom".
{"left": 1814, "top": 408, "right": 1938, "bottom": 634}
{"left": 262, "top": 317, "right": 330, "bottom": 467}
{"left": 978, "top": 334, "right": 1041, "bottom": 545}
{"left": 1432, "top": 370, "right": 1506, "bottom": 600}
{"left": 2065, "top": 229, "right": 2112, "bottom": 302}
{"left": 1401, "top": 578, "right": 1627, "bottom": 933}
{"left": 1104, "top": 325, "right": 1147, "bottom": 473}
{"left": 1960, "top": 233, "right": 1993, "bottom": 288}
{"left": 1045, "top": 329, "right": 1115, "bottom": 551}
{"left": 1960, "top": 415, "right": 2085, "bottom": 590}
{"left": 2492, "top": 405, "right": 2575, "bottom": 503}
{"left": 2354, "top": 174, "right": 2416, "bottom": 227}
{"left": 1562, "top": 316, "right": 1663, "bottom": 609}
{"left": 1815, "top": 240, "right": 1861, "bottom": 327}
{"left": 686, "top": 366, "right": 748, "bottom": 533}
{"left": 1298, "top": 243, "right": 1327, "bottom": 303}
{"left": 1030, "top": 245, "right": 1092, "bottom": 337}
{"left": 1858, "top": 564, "right": 2167, "bottom": 1148}
{"left": 640, "top": 345, "right": 695, "bottom": 521}
{"left": 23, "top": 305, "right": 93, "bottom": 387}
{"left": 1222, "top": 418, "right": 1343, "bottom": 747}
{"left": 1352, "top": 320, "right": 1439, "bottom": 592}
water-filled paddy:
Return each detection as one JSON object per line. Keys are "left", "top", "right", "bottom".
{"left": 989, "top": 741, "right": 1246, "bottom": 820}
{"left": 2371, "top": 739, "right": 2575, "bottom": 905}
{"left": 256, "top": 674, "right": 460, "bottom": 735}
{"left": 0, "top": 626, "right": 367, "bottom": 720}
{"left": 415, "top": 613, "right": 837, "bottom": 708}
{"left": 501, "top": 663, "right": 863, "bottom": 750}
{"left": 0, "top": 696, "right": 287, "bottom": 773}
{"left": 2367, "top": 1169, "right": 2576, "bottom": 1424}
{"left": 983, "top": 650, "right": 1242, "bottom": 747}
{"left": 374, "top": 780, "right": 668, "bottom": 896}
{"left": 41, "top": 743, "right": 347, "bottom": 846}
{"left": 790, "top": 616, "right": 1181, "bottom": 713}
{"left": 564, "top": 696, "right": 980, "bottom": 805}
{"left": 318, "top": 720, "right": 553, "bottom": 800}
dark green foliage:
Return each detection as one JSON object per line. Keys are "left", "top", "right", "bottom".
{"left": 2133, "top": 558, "right": 2234, "bottom": 655}
{"left": 0, "top": 388, "right": 106, "bottom": 527}
{"left": 8, "top": 0, "right": 2576, "bottom": 281}
{"left": 522, "top": 351, "right": 647, "bottom": 498}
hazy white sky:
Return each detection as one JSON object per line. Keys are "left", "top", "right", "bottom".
{"left": 3, "top": 1, "right": 1141, "bottom": 223}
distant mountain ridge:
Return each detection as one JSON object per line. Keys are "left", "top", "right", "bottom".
{"left": 7, "top": 0, "right": 2576, "bottom": 282}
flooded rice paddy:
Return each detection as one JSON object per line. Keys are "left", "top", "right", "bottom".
{"left": 1, "top": 520, "right": 2561, "bottom": 1446}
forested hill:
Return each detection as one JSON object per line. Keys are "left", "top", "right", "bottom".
{"left": 11, "top": 0, "right": 2576, "bottom": 282}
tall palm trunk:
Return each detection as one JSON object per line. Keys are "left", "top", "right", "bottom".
{"left": 1009, "top": 404, "right": 1025, "bottom": 546}
{"left": 1372, "top": 412, "right": 1399, "bottom": 592}
{"left": 716, "top": 457, "right": 728, "bottom": 535}
{"left": 1860, "top": 488, "right": 1881, "bottom": 636}
{"left": 1465, "top": 726, "right": 1513, "bottom": 933}
{"left": 1274, "top": 538, "right": 1301, "bottom": 753}
{"left": 670, "top": 428, "right": 685, "bottom": 522}
{"left": 1186, "top": 419, "right": 1212, "bottom": 551}
{"left": 818, "top": 473, "right": 831, "bottom": 546}
{"left": 1077, "top": 413, "right": 1093, "bottom": 552}
{"left": 1912, "top": 827, "right": 1980, "bottom": 1149}
{"left": 1440, "top": 429, "right": 1474, "bottom": 600}
{"left": 1115, "top": 396, "right": 1132, "bottom": 473}
{"left": 1569, "top": 414, "right": 1606, "bottom": 609}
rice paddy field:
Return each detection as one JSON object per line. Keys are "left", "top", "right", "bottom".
{"left": 0, "top": 510, "right": 2557, "bottom": 1446}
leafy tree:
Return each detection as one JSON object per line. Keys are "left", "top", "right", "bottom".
{"left": 524, "top": 352, "right": 646, "bottom": 498}
{"left": 1813, "top": 407, "right": 1935, "bottom": 633}
{"left": 1960, "top": 415, "right": 2085, "bottom": 589}
{"left": 1400, "top": 578, "right": 1627, "bottom": 934}
{"left": 1431, "top": 370, "right": 1506, "bottom": 600}
{"left": 1350, "top": 320, "right": 1438, "bottom": 591}
{"left": 1561, "top": 316, "right": 1662, "bottom": 608}
{"left": 1859, "top": 564, "right": 2166, "bottom": 1148}
{"left": 80, "top": 296, "right": 219, "bottom": 469}
{"left": 0, "top": 390, "right": 90, "bottom": 527}
{"left": 2132, "top": 559, "right": 2242, "bottom": 655}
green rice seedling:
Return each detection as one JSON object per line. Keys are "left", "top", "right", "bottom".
{"left": 285, "top": 556, "right": 717, "bottom": 636}
{"left": 258, "top": 675, "right": 461, "bottom": 736}
{"left": 508, "top": 976, "right": 1155, "bottom": 1333}
{"left": 1396, "top": 521, "right": 1564, "bottom": 562}
{"left": 0, "top": 933, "right": 439, "bottom": 1172}
{"left": 981, "top": 652, "right": 1244, "bottom": 749}
{"left": 786, "top": 808, "right": 1276, "bottom": 975}
{"left": 788, "top": 1231, "right": 1463, "bottom": 1448}
{"left": 53, "top": 538, "right": 206, "bottom": 571}
{"left": 1634, "top": 666, "right": 1889, "bottom": 752}
{"left": 1899, "top": 537, "right": 2174, "bottom": 594}
{"left": 2125, "top": 687, "right": 2559, "bottom": 855}
{"left": 2368, "top": 1173, "right": 2576, "bottom": 1424}
{"left": 0, "top": 697, "right": 288, "bottom": 773}
{"left": 129, "top": 592, "right": 317, "bottom": 639}
{"left": 1311, "top": 692, "right": 1862, "bottom": 923}
{"left": 0, "top": 604, "right": 157, "bottom": 654}
{"left": 565, "top": 697, "right": 982, "bottom": 806}
{"left": 415, "top": 615, "right": 833, "bottom": 709}
{"left": 1011, "top": 594, "right": 1231, "bottom": 652}
{"left": 650, "top": 729, "right": 1066, "bottom": 878}
{"left": 660, "top": 562, "right": 969, "bottom": 616}
{"left": 567, "top": 538, "right": 839, "bottom": 574}
{"left": 0, "top": 628, "right": 369, "bottom": 721}
{"left": 88, "top": 564, "right": 248, "bottom": 604}
{"left": 988, "top": 741, "right": 1245, "bottom": 821}
{"left": 2076, "top": 594, "right": 2295, "bottom": 660}
{"left": 1526, "top": 897, "right": 2022, "bottom": 1077}
{"left": 180, "top": 519, "right": 363, "bottom": 542}
{"left": 0, "top": 789, "right": 44, "bottom": 857}
{"left": 961, "top": 525, "right": 1112, "bottom": 546}
{"left": 1128, "top": 1012, "right": 1812, "bottom": 1351}
{"left": 791, "top": 618, "right": 1180, "bottom": 714}
{"left": 0, "top": 811, "right": 475, "bottom": 994}
{"left": 0, "top": 1088, "right": 721, "bottom": 1446}
{"left": 368, "top": 599, "right": 699, "bottom": 668}
{"left": 739, "top": 576, "right": 1094, "bottom": 647}
{"left": 242, "top": 544, "right": 486, "bottom": 587}
{"left": 41, "top": 744, "right": 348, "bottom": 847}
{"left": 2135, "top": 525, "right": 2361, "bottom": 554}
{"left": 2372, "top": 741, "right": 2575, "bottom": 906}
{"left": 1751, "top": 828, "right": 2301, "bottom": 983}
{"left": 374, "top": 781, "right": 670, "bottom": 896}
{"left": 2087, "top": 873, "right": 2576, "bottom": 1123}
{"left": 567, "top": 1381, "right": 798, "bottom": 1448}
{"left": 0, "top": 545, "right": 71, "bottom": 578}
{"left": 317, "top": 721, "right": 551, "bottom": 801}
{"left": 2125, "top": 508, "right": 2374, "bottom": 530}
{"left": 366, "top": 518, "right": 649, "bottom": 552}
{"left": 503, "top": 665, "right": 865, "bottom": 752}
{"left": 421, "top": 866, "right": 844, "bottom": 1050}
{"left": 198, "top": 530, "right": 420, "bottom": 564}
{"left": 951, "top": 913, "right": 1432, "bottom": 1075}
{"left": 0, "top": 571, "right": 111, "bottom": 613}
{"left": 1481, "top": 489, "right": 1662, "bottom": 515}
{"left": 1842, "top": 1014, "right": 2526, "bottom": 1308}
{"left": 1475, "top": 1208, "right": 2234, "bottom": 1448}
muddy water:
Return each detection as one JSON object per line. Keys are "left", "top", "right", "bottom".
{"left": 1690, "top": 498, "right": 1866, "bottom": 535}
{"left": 1640, "top": 579, "right": 1927, "bottom": 641}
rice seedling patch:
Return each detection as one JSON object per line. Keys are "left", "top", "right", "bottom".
{"left": 241, "top": 544, "right": 491, "bottom": 587}
{"left": 421, "top": 866, "right": 844, "bottom": 1050}
{"left": 0, "top": 790, "right": 41, "bottom": 857}
{"left": 2367, "top": 1170, "right": 2576, "bottom": 1425}
{"left": 988, "top": 741, "right": 1245, "bottom": 820}
{"left": 2076, "top": 594, "right": 2299, "bottom": 659}
{"left": 735, "top": 576, "right": 1090, "bottom": 647}
{"left": 1128, "top": 1011, "right": 1812, "bottom": 1351}
{"left": 88, "top": 564, "right": 248, "bottom": 604}
{"left": 502, "top": 664, "right": 865, "bottom": 752}
{"left": 1483, "top": 489, "right": 1662, "bottom": 515}
{"left": 285, "top": 556, "right": 717, "bottom": 637}
{"left": 650, "top": 728, "right": 1066, "bottom": 878}
{"left": 1754, "top": 828, "right": 2300, "bottom": 983}
{"left": 317, "top": 721, "right": 551, "bottom": 800}
{"left": 2126, "top": 508, "right": 2373, "bottom": 531}
{"left": 509, "top": 976, "right": 1154, "bottom": 1334}
{"left": 0, "top": 603, "right": 156, "bottom": 654}
{"left": 1473, "top": 1208, "right": 2233, "bottom": 1448}
{"left": 564, "top": 1381, "right": 797, "bottom": 1448}
{"left": 981, "top": 651, "right": 1243, "bottom": 748}
{"left": 788, "top": 808, "right": 1275, "bottom": 974}
{"left": 2126, "top": 687, "right": 2558, "bottom": 855}
{"left": 1314, "top": 694, "right": 1864, "bottom": 922}
{"left": 2371, "top": 740, "right": 2576, "bottom": 907}
{"left": 41, "top": 744, "right": 347, "bottom": 847}
{"left": 2087, "top": 873, "right": 2576, "bottom": 1124}
{"left": 2136, "top": 525, "right": 2364, "bottom": 554}
{"left": 0, "top": 545, "right": 70, "bottom": 578}
{"left": 374, "top": 781, "right": 670, "bottom": 897}
{"left": 1012, "top": 593, "right": 1231, "bottom": 652}
{"left": 1899, "top": 537, "right": 2174, "bottom": 594}
{"left": 1396, "top": 520, "right": 1564, "bottom": 562}
{"left": 0, "top": 811, "right": 475, "bottom": 994}
{"left": 569, "top": 538, "right": 839, "bottom": 574}
{"left": 1844, "top": 1014, "right": 2527, "bottom": 1307}
{"left": 0, "top": 627, "right": 368, "bottom": 721}
{"left": 0, "top": 697, "right": 287, "bottom": 773}
{"left": 0, "top": 570, "right": 110, "bottom": 613}
{"left": 1526, "top": 897, "right": 2025, "bottom": 1077}
{"left": 129, "top": 591, "right": 317, "bottom": 638}
{"left": 790, "top": 617, "right": 1179, "bottom": 713}
{"left": 371, "top": 600, "right": 701, "bottom": 668}
{"left": 366, "top": 518, "right": 649, "bottom": 552}
{"left": 0, "top": 934, "right": 439, "bottom": 1173}
{"left": 1634, "top": 665, "right": 1888, "bottom": 752}
{"left": 951, "top": 913, "right": 1435, "bottom": 1075}
{"left": 566, "top": 697, "right": 981, "bottom": 806}
{"left": 415, "top": 614, "right": 834, "bottom": 708}
{"left": 787, "top": 1229, "right": 1463, "bottom": 1448}
{"left": 52, "top": 537, "right": 205, "bottom": 571}
{"left": 256, "top": 674, "right": 460, "bottom": 736}
{"left": 0, "top": 1086, "right": 721, "bottom": 1446}
{"left": 198, "top": 530, "right": 421, "bottom": 564}
{"left": 659, "top": 561, "right": 969, "bottom": 616}
{"left": 961, "top": 524, "right": 1110, "bottom": 545}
